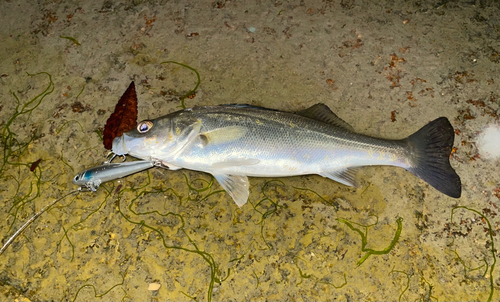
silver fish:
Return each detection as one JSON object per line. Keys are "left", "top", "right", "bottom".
{"left": 73, "top": 160, "right": 156, "bottom": 191}
{"left": 111, "top": 104, "right": 461, "bottom": 207}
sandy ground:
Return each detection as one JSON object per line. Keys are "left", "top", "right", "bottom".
{"left": 1, "top": 0, "right": 499, "bottom": 301}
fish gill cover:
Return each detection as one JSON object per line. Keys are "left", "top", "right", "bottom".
{"left": 103, "top": 82, "right": 138, "bottom": 150}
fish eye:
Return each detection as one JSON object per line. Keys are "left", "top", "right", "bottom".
{"left": 137, "top": 120, "right": 154, "bottom": 133}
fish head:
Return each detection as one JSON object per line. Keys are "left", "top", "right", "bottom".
{"left": 72, "top": 170, "right": 88, "bottom": 186}
{"left": 112, "top": 110, "right": 201, "bottom": 160}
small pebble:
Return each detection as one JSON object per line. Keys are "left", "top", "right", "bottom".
{"left": 477, "top": 124, "right": 500, "bottom": 159}
{"left": 148, "top": 283, "right": 161, "bottom": 291}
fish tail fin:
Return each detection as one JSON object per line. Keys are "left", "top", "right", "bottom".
{"left": 404, "top": 117, "right": 461, "bottom": 198}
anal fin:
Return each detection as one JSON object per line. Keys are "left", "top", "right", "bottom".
{"left": 320, "top": 168, "right": 359, "bottom": 187}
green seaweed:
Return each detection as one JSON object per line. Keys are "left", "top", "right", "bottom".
{"left": 295, "top": 258, "right": 347, "bottom": 289}
{"left": 220, "top": 268, "right": 231, "bottom": 282}
{"left": 76, "top": 147, "right": 100, "bottom": 160}
{"left": 253, "top": 271, "right": 260, "bottom": 288}
{"left": 58, "top": 150, "right": 75, "bottom": 172}
{"left": 359, "top": 182, "right": 372, "bottom": 196}
{"left": 94, "top": 129, "right": 103, "bottom": 142}
{"left": 249, "top": 180, "right": 286, "bottom": 249}
{"left": 76, "top": 84, "right": 85, "bottom": 99}
{"left": 59, "top": 225, "right": 76, "bottom": 261}
{"left": 180, "top": 291, "right": 197, "bottom": 301}
{"left": 229, "top": 254, "right": 245, "bottom": 262}
{"left": 451, "top": 249, "right": 488, "bottom": 277}
{"left": 72, "top": 273, "right": 126, "bottom": 302}
{"left": 336, "top": 216, "right": 403, "bottom": 266}
{"left": 450, "top": 206, "right": 496, "bottom": 302}
{"left": 100, "top": 169, "right": 228, "bottom": 300}
{"left": 160, "top": 61, "right": 200, "bottom": 109}
{"left": 60, "top": 35, "right": 81, "bottom": 46}
{"left": 142, "top": 172, "right": 223, "bottom": 209}
{"left": 420, "top": 273, "right": 438, "bottom": 302}
{"left": 53, "top": 119, "right": 84, "bottom": 134}
{"left": 57, "top": 184, "right": 114, "bottom": 260}
{"left": 389, "top": 268, "right": 410, "bottom": 302}
{"left": 292, "top": 185, "right": 339, "bottom": 207}
{"left": 254, "top": 180, "right": 286, "bottom": 221}
{"left": 294, "top": 259, "right": 312, "bottom": 285}
{"left": 184, "top": 173, "right": 214, "bottom": 193}
{"left": 115, "top": 178, "right": 227, "bottom": 302}
{"left": 1, "top": 72, "right": 54, "bottom": 242}
{"left": 4, "top": 147, "right": 44, "bottom": 234}
{"left": 317, "top": 273, "right": 347, "bottom": 289}
{"left": 182, "top": 173, "right": 225, "bottom": 207}
{"left": 1, "top": 72, "right": 54, "bottom": 176}
{"left": 0, "top": 190, "right": 78, "bottom": 255}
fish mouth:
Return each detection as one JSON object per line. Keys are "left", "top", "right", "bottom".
{"left": 72, "top": 171, "right": 86, "bottom": 185}
{"left": 72, "top": 175, "right": 80, "bottom": 185}
{"left": 112, "top": 135, "right": 127, "bottom": 155}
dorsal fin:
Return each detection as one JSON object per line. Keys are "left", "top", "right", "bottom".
{"left": 297, "top": 103, "right": 354, "bottom": 131}
{"left": 219, "top": 104, "right": 280, "bottom": 112}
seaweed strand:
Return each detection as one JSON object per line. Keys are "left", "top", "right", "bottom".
{"left": 337, "top": 216, "right": 403, "bottom": 266}
{"left": 160, "top": 61, "right": 200, "bottom": 109}
{"left": 451, "top": 206, "right": 496, "bottom": 302}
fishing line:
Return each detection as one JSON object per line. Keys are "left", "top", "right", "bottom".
{"left": 0, "top": 189, "right": 81, "bottom": 255}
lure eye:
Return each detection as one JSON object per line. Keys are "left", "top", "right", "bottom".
{"left": 137, "top": 120, "right": 153, "bottom": 133}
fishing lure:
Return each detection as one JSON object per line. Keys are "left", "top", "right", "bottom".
{"left": 1, "top": 160, "right": 160, "bottom": 256}
{"left": 72, "top": 160, "right": 158, "bottom": 191}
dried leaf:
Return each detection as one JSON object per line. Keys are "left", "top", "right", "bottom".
{"left": 103, "top": 82, "right": 138, "bottom": 150}
{"left": 30, "top": 159, "right": 42, "bottom": 172}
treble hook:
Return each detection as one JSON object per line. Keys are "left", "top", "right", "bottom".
{"left": 106, "top": 152, "right": 126, "bottom": 163}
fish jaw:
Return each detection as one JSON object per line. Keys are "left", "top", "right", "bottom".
{"left": 112, "top": 136, "right": 127, "bottom": 156}
{"left": 112, "top": 134, "right": 154, "bottom": 159}
{"left": 112, "top": 133, "right": 162, "bottom": 160}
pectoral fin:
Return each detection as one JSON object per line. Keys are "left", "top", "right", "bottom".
{"left": 213, "top": 174, "right": 250, "bottom": 207}
{"left": 320, "top": 168, "right": 359, "bottom": 187}
{"left": 200, "top": 126, "right": 248, "bottom": 146}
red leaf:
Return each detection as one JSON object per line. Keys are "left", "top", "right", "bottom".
{"left": 103, "top": 82, "right": 138, "bottom": 150}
